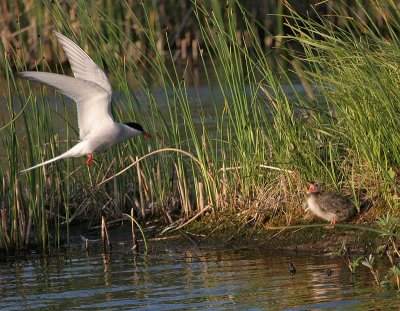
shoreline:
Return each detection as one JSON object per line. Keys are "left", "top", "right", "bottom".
{"left": 80, "top": 218, "right": 387, "bottom": 256}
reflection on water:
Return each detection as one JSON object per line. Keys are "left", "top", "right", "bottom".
{"left": 0, "top": 245, "right": 398, "bottom": 310}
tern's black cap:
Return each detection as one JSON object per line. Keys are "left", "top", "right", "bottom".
{"left": 124, "top": 122, "right": 144, "bottom": 132}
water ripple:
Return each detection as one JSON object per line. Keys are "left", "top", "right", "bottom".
{"left": 0, "top": 247, "right": 398, "bottom": 310}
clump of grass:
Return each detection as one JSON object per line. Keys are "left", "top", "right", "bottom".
{"left": 283, "top": 1, "right": 400, "bottom": 211}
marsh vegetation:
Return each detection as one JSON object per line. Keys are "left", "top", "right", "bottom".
{"left": 1, "top": 0, "right": 400, "bottom": 264}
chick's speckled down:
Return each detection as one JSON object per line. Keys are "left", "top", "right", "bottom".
{"left": 305, "top": 182, "right": 356, "bottom": 224}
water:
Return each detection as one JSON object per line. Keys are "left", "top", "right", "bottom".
{"left": 0, "top": 243, "right": 398, "bottom": 310}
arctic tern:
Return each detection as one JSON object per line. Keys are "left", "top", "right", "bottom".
{"left": 18, "top": 31, "right": 150, "bottom": 173}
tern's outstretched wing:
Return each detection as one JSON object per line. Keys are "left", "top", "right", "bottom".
{"left": 17, "top": 72, "right": 113, "bottom": 140}
{"left": 53, "top": 31, "right": 112, "bottom": 95}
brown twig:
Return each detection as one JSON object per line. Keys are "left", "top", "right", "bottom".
{"left": 130, "top": 208, "right": 139, "bottom": 252}
{"left": 101, "top": 214, "right": 111, "bottom": 251}
{"left": 135, "top": 155, "right": 145, "bottom": 218}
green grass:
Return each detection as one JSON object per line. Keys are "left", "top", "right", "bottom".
{"left": 1, "top": 0, "right": 400, "bottom": 251}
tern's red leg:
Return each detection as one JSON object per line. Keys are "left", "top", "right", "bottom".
{"left": 87, "top": 154, "right": 93, "bottom": 167}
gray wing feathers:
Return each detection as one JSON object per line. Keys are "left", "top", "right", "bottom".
{"left": 53, "top": 31, "right": 112, "bottom": 95}
{"left": 17, "top": 71, "right": 112, "bottom": 140}
{"left": 17, "top": 72, "right": 101, "bottom": 102}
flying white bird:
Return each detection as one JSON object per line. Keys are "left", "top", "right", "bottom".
{"left": 18, "top": 31, "right": 151, "bottom": 173}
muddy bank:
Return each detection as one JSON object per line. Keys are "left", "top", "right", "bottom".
{"left": 183, "top": 224, "right": 382, "bottom": 255}
{"left": 68, "top": 217, "right": 387, "bottom": 257}
{"left": 0, "top": 220, "right": 389, "bottom": 265}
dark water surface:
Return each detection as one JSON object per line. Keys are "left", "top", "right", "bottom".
{"left": 0, "top": 243, "right": 398, "bottom": 310}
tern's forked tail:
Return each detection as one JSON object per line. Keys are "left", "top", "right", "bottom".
{"left": 20, "top": 154, "right": 67, "bottom": 173}
{"left": 20, "top": 144, "right": 84, "bottom": 173}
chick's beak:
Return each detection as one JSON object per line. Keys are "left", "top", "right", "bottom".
{"left": 306, "top": 182, "right": 314, "bottom": 193}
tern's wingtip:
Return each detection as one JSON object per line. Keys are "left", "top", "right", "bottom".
{"left": 52, "top": 30, "right": 67, "bottom": 41}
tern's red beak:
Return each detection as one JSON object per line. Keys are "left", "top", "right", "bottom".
{"left": 143, "top": 131, "right": 152, "bottom": 138}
